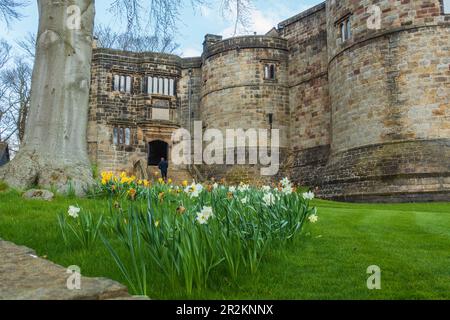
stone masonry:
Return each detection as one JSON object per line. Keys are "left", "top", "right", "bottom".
{"left": 88, "top": 0, "right": 450, "bottom": 202}
{"left": 0, "top": 239, "right": 143, "bottom": 300}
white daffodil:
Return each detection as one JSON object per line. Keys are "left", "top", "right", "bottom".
{"left": 241, "top": 196, "right": 248, "bottom": 204}
{"left": 238, "top": 184, "right": 250, "bottom": 192}
{"left": 196, "top": 214, "right": 208, "bottom": 225}
{"left": 213, "top": 183, "right": 219, "bottom": 190}
{"left": 282, "top": 186, "right": 293, "bottom": 195}
{"left": 68, "top": 206, "right": 80, "bottom": 218}
{"left": 229, "top": 186, "right": 237, "bottom": 193}
{"left": 262, "top": 185, "right": 271, "bottom": 193}
{"left": 281, "top": 177, "right": 291, "bottom": 188}
{"left": 185, "top": 182, "right": 204, "bottom": 198}
{"left": 196, "top": 206, "right": 213, "bottom": 225}
{"left": 263, "top": 193, "right": 276, "bottom": 206}
{"left": 308, "top": 214, "right": 319, "bottom": 223}
{"left": 200, "top": 206, "right": 214, "bottom": 219}
{"left": 303, "top": 191, "right": 315, "bottom": 201}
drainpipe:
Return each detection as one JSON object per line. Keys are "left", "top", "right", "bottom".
{"left": 188, "top": 69, "right": 193, "bottom": 174}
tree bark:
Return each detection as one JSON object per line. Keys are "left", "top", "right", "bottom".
{"left": 0, "top": 0, "right": 96, "bottom": 195}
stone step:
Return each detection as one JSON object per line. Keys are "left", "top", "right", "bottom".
{"left": 169, "top": 169, "right": 194, "bottom": 185}
{"left": 147, "top": 166, "right": 194, "bottom": 185}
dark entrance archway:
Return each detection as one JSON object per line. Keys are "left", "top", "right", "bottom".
{"left": 148, "top": 140, "right": 169, "bottom": 166}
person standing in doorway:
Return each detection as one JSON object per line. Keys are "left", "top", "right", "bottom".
{"left": 158, "top": 157, "right": 169, "bottom": 182}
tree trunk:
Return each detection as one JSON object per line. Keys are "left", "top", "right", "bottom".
{"left": 0, "top": 0, "right": 96, "bottom": 195}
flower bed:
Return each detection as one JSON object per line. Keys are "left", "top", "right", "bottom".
{"left": 58, "top": 173, "right": 318, "bottom": 296}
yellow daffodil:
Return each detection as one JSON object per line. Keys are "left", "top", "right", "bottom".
{"left": 128, "top": 188, "right": 137, "bottom": 200}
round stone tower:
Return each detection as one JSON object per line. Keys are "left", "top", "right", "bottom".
{"left": 325, "top": 0, "right": 450, "bottom": 201}
{"left": 200, "top": 35, "right": 289, "bottom": 182}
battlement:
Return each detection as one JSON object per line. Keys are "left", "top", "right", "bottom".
{"left": 202, "top": 35, "right": 288, "bottom": 60}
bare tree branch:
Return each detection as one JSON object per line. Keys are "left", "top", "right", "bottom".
{"left": 0, "top": 56, "right": 31, "bottom": 144}
{"left": 0, "top": 0, "right": 28, "bottom": 27}
{"left": 16, "top": 32, "right": 36, "bottom": 60}
{"left": 221, "top": 0, "right": 252, "bottom": 36}
{"left": 0, "top": 39, "right": 11, "bottom": 69}
{"left": 95, "top": 24, "right": 180, "bottom": 53}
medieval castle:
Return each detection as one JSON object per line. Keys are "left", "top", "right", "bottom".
{"left": 87, "top": 0, "right": 450, "bottom": 202}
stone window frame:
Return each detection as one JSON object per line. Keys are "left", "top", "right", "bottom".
{"left": 441, "top": 0, "right": 450, "bottom": 14}
{"left": 143, "top": 75, "right": 177, "bottom": 97}
{"left": 264, "top": 64, "right": 276, "bottom": 80}
{"left": 112, "top": 74, "right": 133, "bottom": 94}
{"left": 261, "top": 60, "right": 279, "bottom": 82}
{"left": 335, "top": 13, "right": 353, "bottom": 43}
{"left": 113, "top": 126, "right": 132, "bottom": 146}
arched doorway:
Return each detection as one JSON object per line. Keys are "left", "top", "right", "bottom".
{"left": 148, "top": 140, "right": 169, "bottom": 166}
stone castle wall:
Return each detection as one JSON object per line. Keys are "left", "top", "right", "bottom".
{"left": 199, "top": 36, "right": 290, "bottom": 182}
{"left": 278, "top": 3, "right": 332, "bottom": 187}
{"left": 88, "top": 0, "right": 450, "bottom": 201}
{"left": 323, "top": 0, "right": 450, "bottom": 201}
{"left": 88, "top": 49, "right": 192, "bottom": 176}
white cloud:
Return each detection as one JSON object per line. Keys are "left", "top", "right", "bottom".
{"left": 221, "top": 9, "right": 278, "bottom": 38}
{"left": 220, "top": 2, "right": 315, "bottom": 38}
{"left": 181, "top": 47, "right": 202, "bottom": 58}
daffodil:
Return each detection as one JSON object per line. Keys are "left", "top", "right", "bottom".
{"left": 68, "top": 206, "right": 80, "bottom": 218}
{"left": 238, "top": 183, "right": 250, "bottom": 192}
{"left": 196, "top": 206, "right": 214, "bottom": 225}
{"left": 303, "top": 191, "right": 315, "bottom": 201}
{"left": 263, "top": 193, "right": 276, "bottom": 206}
{"left": 128, "top": 188, "right": 137, "bottom": 200}
{"left": 308, "top": 214, "right": 319, "bottom": 223}
{"left": 185, "top": 182, "right": 203, "bottom": 198}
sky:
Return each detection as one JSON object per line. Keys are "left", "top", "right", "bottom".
{"left": 1, "top": 0, "right": 449, "bottom": 57}
{"left": 0, "top": 0, "right": 323, "bottom": 57}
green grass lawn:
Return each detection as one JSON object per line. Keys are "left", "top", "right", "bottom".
{"left": 0, "top": 189, "right": 449, "bottom": 299}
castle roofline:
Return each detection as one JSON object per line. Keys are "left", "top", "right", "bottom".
{"left": 93, "top": 47, "right": 182, "bottom": 60}
{"left": 202, "top": 35, "right": 288, "bottom": 60}
{"left": 278, "top": 1, "right": 326, "bottom": 29}
{"left": 92, "top": 47, "right": 202, "bottom": 68}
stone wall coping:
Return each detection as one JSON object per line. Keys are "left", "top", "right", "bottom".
{"left": 278, "top": 1, "right": 326, "bottom": 29}
{"left": 203, "top": 35, "right": 288, "bottom": 60}
{"left": 93, "top": 48, "right": 203, "bottom": 70}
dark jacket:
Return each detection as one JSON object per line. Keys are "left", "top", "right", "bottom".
{"left": 158, "top": 160, "right": 168, "bottom": 172}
